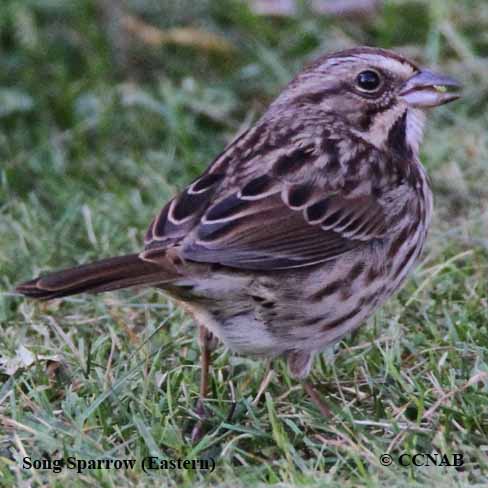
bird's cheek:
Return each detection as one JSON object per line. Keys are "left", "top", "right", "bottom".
{"left": 330, "top": 97, "right": 366, "bottom": 126}
{"left": 328, "top": 92, "right": 357, "bottom": 111}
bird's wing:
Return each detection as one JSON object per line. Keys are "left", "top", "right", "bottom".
{"left": 143, "top": 125, "right": 388, "bottom": 270}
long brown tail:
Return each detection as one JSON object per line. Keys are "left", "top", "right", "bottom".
{"left": 16, "top": 253, "right": 174, "bottom": 300}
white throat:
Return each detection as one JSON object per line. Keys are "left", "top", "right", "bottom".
{"left": 405, "top": 108, "right": 426, "bottom": 156}
{"left": 353, "top": 105, "right": 426, "bottom": 158}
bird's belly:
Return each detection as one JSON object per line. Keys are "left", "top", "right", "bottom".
{"left": 169, "top": 272, "right": 283, "bottom": 356}
{"left": 169, "top": 225, "right": 427, "bottom": 357}
{"left": 191, "top": 305, "right": 283, "bottom": 356}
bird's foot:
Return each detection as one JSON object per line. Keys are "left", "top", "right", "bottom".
{"left": 302, "top": 381, "right": 332, "bottom": 417}
{"left": 191, "top": 398, "right": 209, "bottom": 444}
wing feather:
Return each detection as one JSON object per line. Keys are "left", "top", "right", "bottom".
{"left": 143, "top": 125, "right": 388, "bottom": 271}
{"left": 178, "top": 186, "right": 386, "bottom": 270}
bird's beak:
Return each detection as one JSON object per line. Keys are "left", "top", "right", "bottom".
{"left": 399, "top": 69, "right": 462, "bottom": 108}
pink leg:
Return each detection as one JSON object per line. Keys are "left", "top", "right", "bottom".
{"left": 302, "top": 381, "right": 332, "bottom": 417}
{"left": 191, "top": 325, "right": 215, "bottom": 443}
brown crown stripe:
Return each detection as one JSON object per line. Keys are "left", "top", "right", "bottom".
{"left": 307, "top": 46, "right": 419, "bottom": 72}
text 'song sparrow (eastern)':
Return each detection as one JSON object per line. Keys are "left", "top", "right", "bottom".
{"left": 16, "top": 47, "right": 462, "bottom": 425}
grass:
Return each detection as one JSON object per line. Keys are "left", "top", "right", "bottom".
{"left": 1, "top": 0, "right": 488, "bottom": 486}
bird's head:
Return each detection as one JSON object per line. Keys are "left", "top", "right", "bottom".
{"left": 271, "top": 46, "right": 461, "bottom": 159}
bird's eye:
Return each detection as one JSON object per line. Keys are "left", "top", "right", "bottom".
{"left": 355, "top": 70, "right": 382, "bottom": 93}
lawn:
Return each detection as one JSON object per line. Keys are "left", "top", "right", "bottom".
{"left": 1, "top": 0, "right": 488, "bottom": 486}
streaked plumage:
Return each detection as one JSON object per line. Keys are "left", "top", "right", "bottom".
{"left": 16, "top": 47, "right": 461, "bottom": 400}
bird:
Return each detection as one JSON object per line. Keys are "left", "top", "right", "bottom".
{"left": 16, "top": 46, "right": 461, "bottom": 438}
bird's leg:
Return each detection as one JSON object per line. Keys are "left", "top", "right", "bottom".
{"left": 191, "top": 325, "right": 217, "bottom": 443}
{"left": 302, "top": 381, "right": 332, "bottom": 417}
{"left": 287, "top": 350, "right": 332, "bottom": 417}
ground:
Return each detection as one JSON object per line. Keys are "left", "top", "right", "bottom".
{"left": 1, "top": 0, "right": 487, "bottom": 486}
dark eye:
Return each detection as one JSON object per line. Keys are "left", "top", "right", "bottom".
{"left": 355, "top": 70, "right": 382, "bottom": 92}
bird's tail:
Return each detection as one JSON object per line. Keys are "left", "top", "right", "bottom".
{"left": 16, "top": 253, "right": 175, "bottom": 300}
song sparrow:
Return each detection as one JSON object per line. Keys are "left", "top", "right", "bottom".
{"left": 16, "top": 47, "right": 461, "bottom": 434}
